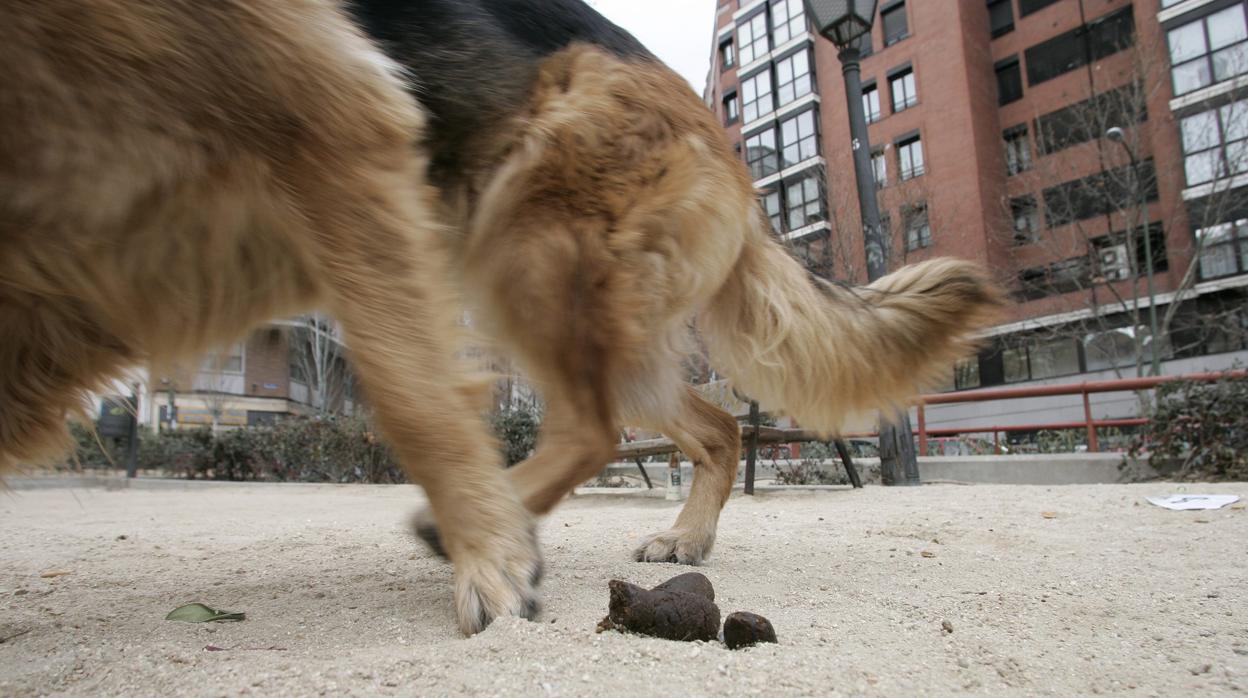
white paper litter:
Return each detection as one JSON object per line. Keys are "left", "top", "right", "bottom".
{"left": 1145, "top": 494, "right": 1240, "bottom": 511}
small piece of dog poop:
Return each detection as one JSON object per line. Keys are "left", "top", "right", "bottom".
{"left": 607, "top": 580, "right": 720, "bottom": 642}
{"left": 652, "top": 572, "right": 715, "bottom": 601}
{"left": 723, "top": 611, "right": 777, "bottom": 650}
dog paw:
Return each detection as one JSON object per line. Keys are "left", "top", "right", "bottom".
{"left": 632, "top": 528, "right": 714, "bottom": 566}
{"left": 453, "top": 526, "right": 544, "bottom": 635}
{"left": 410, "top": 506, "right": 447, "bottom": 559}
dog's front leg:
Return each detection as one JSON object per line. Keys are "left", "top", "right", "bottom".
{"left": 296, "top": 157, "right": 540, "bottom": 636}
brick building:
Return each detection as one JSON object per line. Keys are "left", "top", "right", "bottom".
{"left": 704, "top": 0, "right": 1248, "bottom": 429}
{"left": 108, "top": 316, "right": 356, "bottom": 432}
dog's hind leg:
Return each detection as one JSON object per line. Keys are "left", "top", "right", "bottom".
{"left": 412, "top": 213, "right": 629, "bottom": 552}
{"left": 631, "top": 384, "right": 741, "bottom": 565}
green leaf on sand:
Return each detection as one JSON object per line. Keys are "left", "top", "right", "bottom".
{"left": 165, "top": 602, "right": 245, "bottom": 623}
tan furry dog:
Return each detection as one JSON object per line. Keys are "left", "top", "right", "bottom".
{"left": 0, "top": 0, "right": 540, "bottom": 635}
{"left": 2, "top": 0, "right": 1003, "bottom": 637}
{"left": 356, "top": 2, "right": 1004, "bottom": 568}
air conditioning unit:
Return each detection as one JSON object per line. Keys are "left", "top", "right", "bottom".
{"left": 1099, "top": 244, "right": 1130, "bottom": 281}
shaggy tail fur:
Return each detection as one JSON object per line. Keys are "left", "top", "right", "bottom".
{"left": 700, "top": 225, "right": 1004, "bottom": 435}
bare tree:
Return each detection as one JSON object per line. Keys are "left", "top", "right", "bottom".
{"left": 195, "top": 343, "right": 243, "bottom": 431}
{"left": 288, "top": 313, "right": 353, "bottom": 416}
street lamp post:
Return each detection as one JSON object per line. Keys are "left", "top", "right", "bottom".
{"left": 805, "top": 0, "right": 919, "bottom": 485}
{"left": 1106, "top": 127, "right": 1162, "bottom": 377}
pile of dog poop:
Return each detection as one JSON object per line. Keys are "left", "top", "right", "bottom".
{"left": 595, "top": 572, "right": 777, "bottom": 650}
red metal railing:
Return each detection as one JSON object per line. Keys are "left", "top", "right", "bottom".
{"left": 914, "top": 370, "right": 1247, "bottom": 453}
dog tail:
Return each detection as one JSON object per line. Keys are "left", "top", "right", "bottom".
{"left": 699, "top": 221, "right": 1004, "bottom": 435}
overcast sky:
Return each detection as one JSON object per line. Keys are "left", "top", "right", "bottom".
{"left": 585, "top": 0, "right": 719, "bottom": 92}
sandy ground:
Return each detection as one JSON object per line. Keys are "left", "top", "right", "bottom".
{"left": 1, "top": 479, "right": 1245, "bottom": 697}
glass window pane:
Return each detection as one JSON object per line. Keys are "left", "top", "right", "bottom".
{"left": 1213, "top": 43, "right": 1248, "bottom": 82}
{"left": 1029, "top": 338, "right": 1079, "bottom": 379}
{"left": 776, "top": 58, "right": 793, "bottom": 84}
{"left": 781, "top": 118, "right": 797, "bottom": 142}
{"left": 1200, "top": 222, "right": 1234, "bottom": 245}
{"left": 1200, "top": 242, "right": 1238, "bottom": 278}
{"left": 1221, "top": 100, "right": 1248, "bottom": 141}
{"left": 793, "top": 74, "right": 811, "bottom": 99}
{"left": 1084, "top": 330, "right": 1136, "bottom": 372}
{"left": 1168, "top": 22, "right": 1208, "bottom": 64}
{"left": 1181, "top": 111, "right": 1219, "bottom": 152}
{"left": 763, "top": 191, "right": 779, "bottom": 215}
{"left": 786, "top": 181, "right": 802, "bottom": 202}
{"left": 1185, "top": 151, "right": 1220, "bottom": 185}
{"left": 778, "top": 83, "right": 794, "bottom": 106}
{"left": 1227, "top": 140, "right": 1248, "bottom": 175}
{"left": 1208, "top": 5, "right": 1248, "bottom": 51}
{"left": 1003, "top": 347, "right": 1029, "bottom": 382}
{"left": 1172, "top": 60, "right": 1212, "bottom": 95}
{"left": 803, "top": 178, "right": 818, "bottom": 199}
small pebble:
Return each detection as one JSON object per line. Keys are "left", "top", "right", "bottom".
{"left": 942, "top": 620, "right": 954, "bottom": 634}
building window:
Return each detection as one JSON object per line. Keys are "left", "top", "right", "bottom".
{"left": 1196, "top": 219, "right": 1248, "bottom": 280}
{"left": 903, "top": 202, "right": 931, "bottom": 250}
{"left": 722, "top": 91, "right": 739, "bottom": 125}
{"left": 897, "top": 134, "right": 925, "bottom": 180}
{"left": 871, "top": 148, "right": 887, "bottom": 188}
{"left": 1003, "top": 124, "right": 1031, "bottom": 175}
{"left": 769, "top": 0, "right": 806, "bottom": 46}
{"left": 780, "top": 109, "right": 818, "bottom": 168}
{"left": 775, "top": 50, "right": 813, "bottom": 107}
{"left": 1010, "top": 195, "right": 1039, "bottom": 244}
{"left": 1018, "top": 0, "right": 1060, "bottom": 17}
{"left": 954, "top": 356, "right": 981, "bottom": 390}
{"left": 1167, "top": 4, "right": 1248, "bottom": 97}
{"left": 1043, "top": 161, "right": 1159, "bottom": 228}
{"left": 720, "top": 38, "right": 735, "bottom": 70}
{"left": 863, "top": 82, "right": 881, "bottom": 123}
{"left": 744, "top": 128, "right": 779, "bottom": 180}
{"left": 1024, "top": 6, "right": 1135, "bottom": 86}
{"left": 741, "top": 70, "right": 773, "bottom": 122}
{"left": 890, "top": 67, "right": 917, "bottom": 112}
{"left": 761, "top": 187, "right": 783, "bottom": 234}
{"left": 1035, "top": 83, "right": 1146, "bottom": 156}
{"left": 201, "top": 342, "right": 244, "bottom": 374}
{"left": 1001, "top": 344, "right": 1031, "bottom": 383}
{"left": 738, "top": 12, "right": 769, "bottom": 65}
{"left": 882, "top": 2, "right": 909, "bottom": 46}
{"left": 784, "top": 171, "right": 825, "bottom": 230}
{"left": 858, "top": 27, "right": 874, "bottom": 57}
{"left": 995, "top": 56, "right": 1023, "bottom": 106}
{"left": 988, "top": 0, "right": 1014, "bottom": 38}
{"left": 1018, "top": 258, "right": 1090, "bottom": 300}
{"left": 1092, "top": 223, "right": 1167, "bottom": 280}
{"left": 1027, "top": 337, "right": 1081, "bottom": 380}
{"left": 1180, "top": 99, "right": 1248, "bottom": 187}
